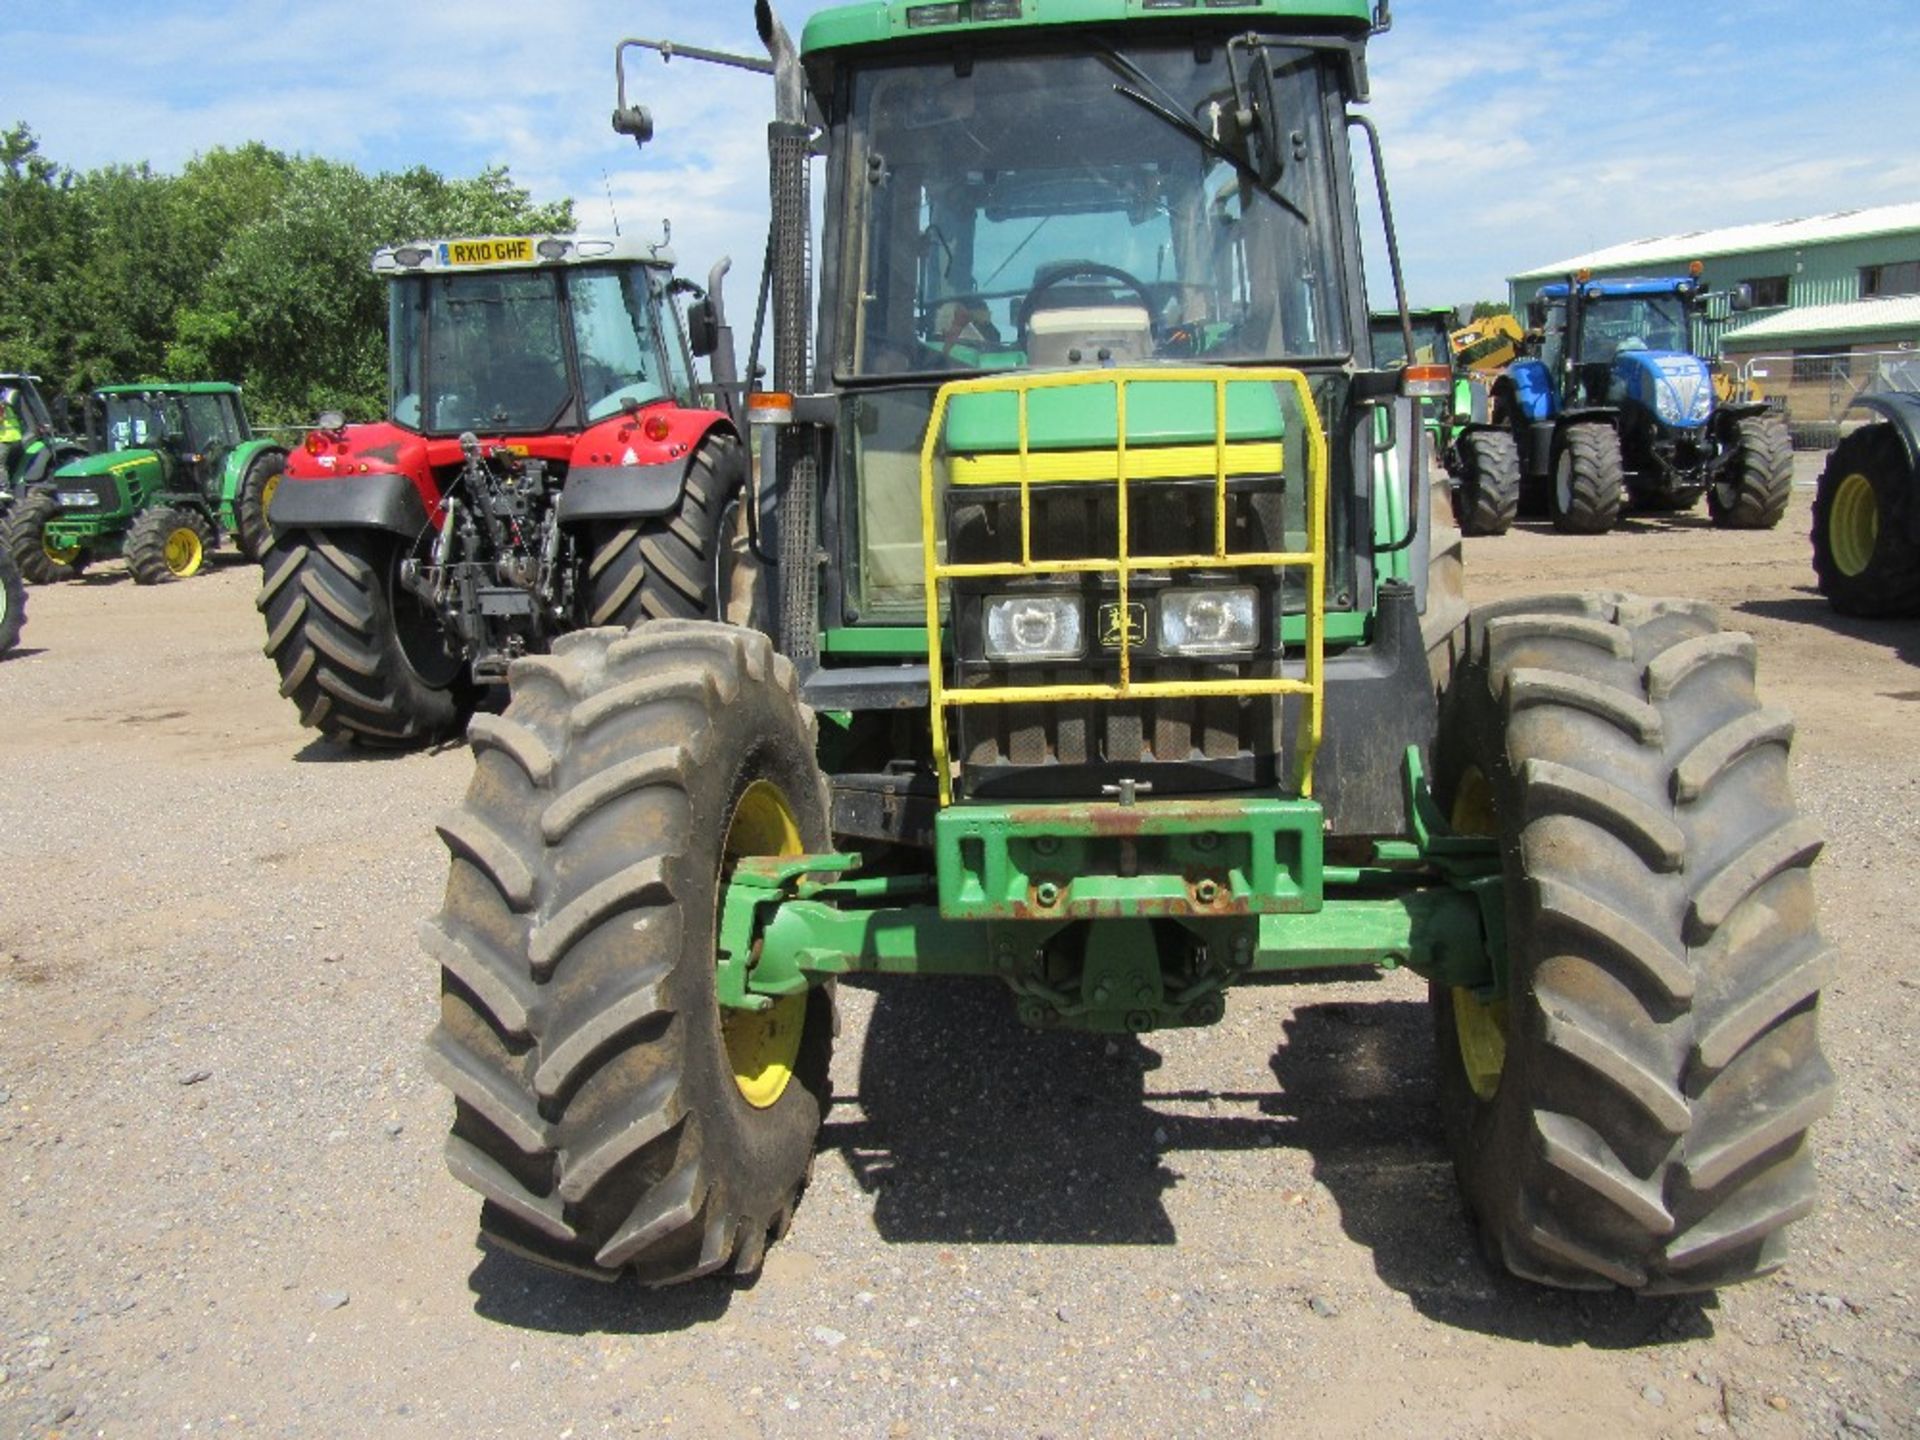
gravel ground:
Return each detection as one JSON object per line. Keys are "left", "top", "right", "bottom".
{"left": 0, "top": 456, "right": 1915, "bottom": 1438}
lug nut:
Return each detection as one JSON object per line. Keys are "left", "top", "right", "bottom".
{"left": 1194, "top": 879, "right": 1219, "bottom": 904}
{"left": 1035, "top": 882, "right": 1061, "bottom": 907}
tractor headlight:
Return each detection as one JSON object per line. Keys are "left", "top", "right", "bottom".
{"left": 1158, "top": 587, "right": 1259, "bottom": 656}
{"left": 55, "top": 491, "right": 99, "bottom": 508}
{"left": 983, "top": 594, "right": 1083, "bottom": 662}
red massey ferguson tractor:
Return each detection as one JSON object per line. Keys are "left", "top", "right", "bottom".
{"left": 260, "top": 233, "right": 751, "bottom": 746}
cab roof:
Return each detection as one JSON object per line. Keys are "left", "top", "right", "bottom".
{"left": 95, "top": 382, "right": 241, "bottom": 397}
{"left": 370, "top": 234, "right": 675, "bottom": 277}
{"left": 1538, "top": 277, "right": 1703, "bottom": 301}
{"left": 801, "top": 0, "right": 1374, "bottom": 55}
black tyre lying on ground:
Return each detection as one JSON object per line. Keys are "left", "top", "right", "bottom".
{"left": 8, "top": 490, "right": 83, "bottom": 585}
{"left": 1710, "top": 415, "right": 1794, "bottom": 531}
{"left": 257, "top": 527, "right": 470, "bottom": 747}
{"left": 1548, "top": 424, "right": 1625, "bottom": 535}
{"left": 1811, "top": 421, "right": 1920, "bottom": 617}
{"left": 126, "top": 506, "right": 214, "bottom": 584}
{"left": 1433, "top": 592, "right": 1833, "bottom": 1291}
{"left": 0, "top": 544, "right": 25, "bottom": 654}
{"left": 1453, "top": 429, "right": 1521, "bottom": 537}
{"left": 424, "top": 621, "right": 834, "bottom": 1282}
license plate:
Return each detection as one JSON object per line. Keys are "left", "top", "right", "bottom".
{"left": 55, "top": 491, "right": 100, "bottom": 507}
{"left": 440, "top": 238, "right": 535, "bottom": 267}
{"left": 1097, "top": 601, "right": 1147, "bottom": 649}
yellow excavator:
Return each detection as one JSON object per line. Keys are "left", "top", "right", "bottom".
{"left": 1449, "top": 312, "right": 1525, "bottom": 373}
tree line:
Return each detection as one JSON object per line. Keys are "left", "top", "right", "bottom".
{"left": 0, "top": 124, "right": 574, "bottom": 428}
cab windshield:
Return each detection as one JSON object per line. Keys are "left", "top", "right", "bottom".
{"left": 838, "top": 41, "right": 1350, "bottom": 378}
{"left": 1370, "top": 314, "right": 1451, "bottom": 368}
{"left": 101, "top": 395, "right": 187, "bottom": 452}
{"left": 1578, "top": 294, "right": 1690, "bottom": 363}
{"left": 388, "top": 264, "right": 674, "bottom": 434}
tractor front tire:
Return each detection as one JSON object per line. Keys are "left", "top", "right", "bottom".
{"left": 257, "top": 527, "right": 470, "bottom": 747}
{"left": 1811, "top": 422, "right": 1920, "bottom": 617}
{"left": 1710, "top": 415, "right": 1793, "bottom": 531}
{"left": 1548, "top": 424, "right": 1624, "bottom": 535}
{"left": 9, "top": 491, "right": 82, "bottom": 585}
{"left": 235, "top": 451, "right": 286, "bottom": 562}
{"left": 582, "top": 434, "right": 740, "bottom": 628}
{"left": 425, "top": 621, "right": 833, "bottom": 1283}
{"left": 126, "top": 506, "right": 214, "bottom": 584}
{"left": 1454, "top": 429, "right": 1521, "bottom": 536}
{"left": 1433, "top": 593, "right": 1833, "bottom": 1291}
{"left": 0, "top": 546, "right": 25, "bottom": 655}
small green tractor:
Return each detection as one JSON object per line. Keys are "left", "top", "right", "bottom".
{"left": 0, "top": 373, "right": 91, "bottom": 494}
{"left": 421, "top": 0, "right": 1833, "bottom": 1294}
{"left": 1812, "top": 390, "right": 1920, "bottom": 615}
{"left": 1370, "top": 308, "right": 1520, "bottom": 536}
{"left": 7, "top": 382, "right": 286, "bottom": 585}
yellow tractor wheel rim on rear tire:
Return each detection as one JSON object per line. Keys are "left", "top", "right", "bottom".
{"left": 1449, "top": 766, "right": 1508, "bottom": 1102}
{"left": 164, "top": 526, "right": 205, "bottom": 577}
{"left": 720, "top": 779, "right": 807, "bottom": 1109}
{"left": 1830, "top": 472, "right": 1879, "bottom": 578}
{"left": 43, "top": 533, "right": 81, "bottom": 566}
{"left": 261, "top": 471, "right": 281, "bottom": 519}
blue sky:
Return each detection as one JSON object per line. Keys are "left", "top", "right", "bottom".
{"left": 10, "top": 0, "right": 1920, "bottom": 310}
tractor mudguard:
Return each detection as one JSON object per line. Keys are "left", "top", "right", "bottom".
{"left": 553, "top": 460, "right": 691, "bottom": 524}
{"left": 1846, "top": 392, "right": 1920, "bottom": 541}
{"left": 268, "top": 472, "right": 430, "bottom": 537}
{"left": 220, "top": 438, "right": 287, "bottom": 505}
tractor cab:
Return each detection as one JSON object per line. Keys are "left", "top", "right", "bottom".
{"left": 1, "top": 373, "right": 90, "bottom": 492}
{"left": 373, "top": 235, "right": 694, "bottom": 440}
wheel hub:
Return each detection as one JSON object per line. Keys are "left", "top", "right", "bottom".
{"left": 1830, "top": 472, "right": 1879, "bottom": 578}
{"left": 164, "top": 526, "right": 205, "bottom": 577}
{"left": 1449, "top": 767, "right": 1506, "bottom": 1100}
{"left": 720, "top": 779, "right": 807, "bottom": 1109}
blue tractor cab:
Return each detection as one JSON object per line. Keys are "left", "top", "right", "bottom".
{"left": 1497, "top": 274, "right": 1789, "bottom": 532}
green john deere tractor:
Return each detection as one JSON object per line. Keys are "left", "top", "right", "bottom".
{"left": 422, "top": 0, "right": 1833, "bottom": 1293}
{"left": 0, "top": 373, "right": 91, "bottom": 495}
{"left": 8, "top": 382, "right": 286, "bottom": 585}
{"left": 1370, "top": 308, "right": 1520, "bottom": 536}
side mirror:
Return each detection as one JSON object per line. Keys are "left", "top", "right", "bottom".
{"left": 50, "top": 396, "right": 71, "bottom": 430}
{"left": 611, "top": 104, "right": 654, "bottom": 150}
{"left": 1527, "top": 298, "right": 1547, "bottom": 329}
{"left": 1453, "top": 302, "right": 1476, "bottom": 329}
{"left": 1731, "top": 283, "right": 1755, "bottom": 313}
{"left": 686, "top": 297, "right": 718, "bottom": 358}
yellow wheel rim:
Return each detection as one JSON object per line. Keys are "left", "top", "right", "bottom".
{"left": 261, "top": 471, "right": 281, "bottom": 519}
{"left": 1449, "top": 767, "right": 1507, "bottom": 1101}
{"left": 43, "top": 533, "right": 81, "bottom": 565}
{"left": 164, "top": 526, "right": 205, "bottom": 577}
{"left": 1830, "top": 472, "right": 1879, "bottom": 578}
{"left": 721, "top": 779, "right": 807, "bottom": 1109}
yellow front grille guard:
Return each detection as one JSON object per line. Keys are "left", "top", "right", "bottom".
{"left": 918, "top": 367, "right": 1328, "bottom": 807}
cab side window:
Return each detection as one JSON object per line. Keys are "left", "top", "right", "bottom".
{"left": 658, "top": 283, "right": 697, "bottom": 407}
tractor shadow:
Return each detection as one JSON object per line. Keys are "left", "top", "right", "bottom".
{"left": 1734, "top": 592, "right": 1920, "bottom": 668}
{"left": 290, "top": 731, "right": 475, "bottom": 764}
{"left": 823, "top": 979, "right": 1182, "bottom": 1246}
{"left": 0, "top": 645, "right": 47, "bottom": 662}
{"left": 465, "top": 1243, "right": 731, "bottom": 1337}
{"left": 1273, "top": 999, "right": 1714, "bottom": 1348}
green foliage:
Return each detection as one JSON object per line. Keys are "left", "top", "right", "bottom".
{"left": 0, "top": 124, "right": 573, "bottom": 426}
{"left": 1469, "top": 300, "right": 1513, "bottom": 321}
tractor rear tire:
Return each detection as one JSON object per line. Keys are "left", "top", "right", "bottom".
{"left": 425, "top": 621, "right": 834, "bottom": 1283}
{"left": 1548, "top": 425, "right": 1624, "bottom": 535}
{"left": 1432, "top": 593, "right": 1833, "bottom": 1291}
{"left": 0, "top": 546, "right": 25, "bottom": 655}
{"left": 9, "top": 491, "right": 82, "bottom": 585}
{"left": 235, "top": 451, "right": 286, "bottom": 563}
{"left": 1454, "top": 429, "right": 1521, "bottom": 536}
{"left": 581, "top": 434, "right": 740, "bottom": 628}
{"left": 126, "top": 506, "right": 214, "bottom": 584}
{"left": 1810, "top": 422, "right": 1920, "bottom": 617}
{"left": 1710, "top": 415, "right": 1793, "bottom": 530}
{"left": 257, "top": 527, "right": 470, "bottom": 747}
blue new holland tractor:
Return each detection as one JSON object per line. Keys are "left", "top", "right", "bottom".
{"left": 1496, "top": 274, "right": 1788, "bottom": 534}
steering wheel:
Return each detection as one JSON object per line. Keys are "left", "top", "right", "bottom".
{"left": 1016, "top": 261, "right": 1161, "bottom": 338}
